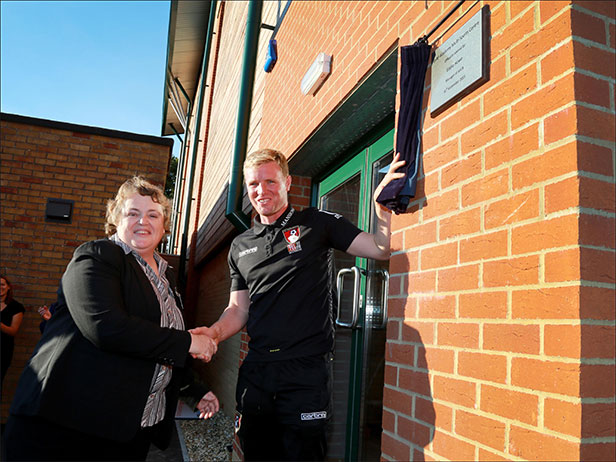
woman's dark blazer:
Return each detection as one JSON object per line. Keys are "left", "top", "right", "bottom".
{"left": 9, "top": 239, "right": 192, "bottom": 448}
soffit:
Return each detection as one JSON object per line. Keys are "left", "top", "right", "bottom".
{"left": 161, "top": 0, "right": 212, "bottom": 136}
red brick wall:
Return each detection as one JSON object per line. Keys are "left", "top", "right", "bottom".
{"left": 258, "top": 1, "right": 615, "bottom": 460}
{"left": 0, "top": 114, "right": 171, "bottom": 421}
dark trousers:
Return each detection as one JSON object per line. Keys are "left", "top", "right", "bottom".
{"left": 236, "top": 354, "right": 332, "bottom": 461}
{"left": 3, "top": 414, "right": 151, "bottom": 461}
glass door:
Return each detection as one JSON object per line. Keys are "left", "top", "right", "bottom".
{"left": 318, "top": 129, "right": 394, "bottom": 462}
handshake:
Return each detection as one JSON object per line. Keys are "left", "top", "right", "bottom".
{"left": 188, "top": 326, "right": 218, "bottom": 363}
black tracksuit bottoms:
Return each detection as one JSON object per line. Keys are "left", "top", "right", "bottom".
{"left": 235, "top": 354, "right": 332, "bottom": 461}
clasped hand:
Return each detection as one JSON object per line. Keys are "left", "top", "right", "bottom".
{"left": 188, "top": 327, "right": 217, "bottom": 363}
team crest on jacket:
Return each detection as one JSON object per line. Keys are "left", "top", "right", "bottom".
{"left": 283, "top": 226, "right": 302, "bottom": 253}
{"left": 283, "top": 226, "right": 301, "bottom": 244}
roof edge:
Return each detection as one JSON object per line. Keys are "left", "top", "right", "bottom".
{"left": 1, "top": 112, "right": 174, "bottom": 147}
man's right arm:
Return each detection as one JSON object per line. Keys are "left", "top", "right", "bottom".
{"left": 190, "top": 289, "right": 250, "bottom": 350}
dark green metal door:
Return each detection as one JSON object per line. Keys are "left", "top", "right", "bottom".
{"left": 318, "top": 129, "right": 394, "bottom": 461}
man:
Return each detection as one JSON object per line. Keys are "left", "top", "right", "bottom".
{"left": 192, "top": 148, "right": 404, "bottom": 461}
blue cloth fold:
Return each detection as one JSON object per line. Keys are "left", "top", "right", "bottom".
{"left": 377, "top": 41, "right": 431, "bottom": 214}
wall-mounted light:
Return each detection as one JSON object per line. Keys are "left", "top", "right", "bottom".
{"left": 300, "top": 53, "right": 331, "bottom": 96}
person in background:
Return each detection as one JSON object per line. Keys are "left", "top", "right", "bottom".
{"left": 191, "top": 149, "right": 405, "bottom": 461}
{"left": 1, "top": 274, "right": 25, "bottom": 387}
{"left": 3, "top": 177, "right": 218, "bottom": 461}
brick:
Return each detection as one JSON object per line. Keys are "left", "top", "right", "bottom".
{"left": 544, "top": 324, "right": 582, "bottom": 358}
{"left": 483, "top": 255, "right": 540, "bottom": 287}
{"left": 485, "top": 63, "right": 538, "bottom": 117}
{"left": 402, "top": 221, "right": 437, "bottom": 248}
{"left": 382, "top": 408, "right": 395, "bottom": 433}
{"left": 397, "top": 415, "right": 432, "bottom": 445}
{"left": 456, "top": 409, "right": 506, "bottom": 451}
{"left": 581, "top": 442, "right": 616, "bottom": 462}
{"left": 480, "top": 384, "right": 539, "bottom": 425}
{"left": 579, "top": 213, "right": 615, "bottom": 249}
{"left": 485, "top": 123, "right": 540, "bottom": 170}
{"left": 439, "top": 207, "right": 481, "bottom": 240}
{"left": 510, "top": 12, "right": 573, "bottom": 73}
{"left": 483, "top": 323, "right": 541, "bottom": 355}
{"left": 546, "top": 247, "right": 616, "bottom": 283}
{"left": 544, "top": 398, "right": 582, "bottom": 437}
{"left": 458, "top": 351, "right": 507, "bottom": 384}
{"left": 573, "top": 40, "right": 616, "bottom": 79}
{"left": 540, "top": 1, "right": 571, "bottom": 25}
{"left": 440, "top": 100, "right": 481, "bottom": 142}
{"left": 460, "top": 111, "right": 508, "bottom": 155}
{"left": 405, "top": 270, "right": 436, "bottom": 293}
{"left": 416, "top": 295, "right": 456, "bottom": 319}
{"left": 401, "top": 321, "right": 435, "bottom": 345}
{"left": 383, "top": 387, "right": 412, "bottom": 416}
{"left": 513, "top": 285, "right": 580, "bottom": 319}
{"left": 422, "top": 188, "right": 460, "bottom": 221}
{"left": 510, "top": 0, "right": 535, "bottom": 19}
{"left": 571, "top": 7, "right": 608, "bottom": 45}
{"left": 541, "top": 40, "right": 575, "bottom": 84}
{"left": 437, "top": 322, "right": 479, "bottom": 349}
{"left": 417, "top": 346, "right": 454, "bottom": 374}
{"left": 575, "top": 72, "right": 612, "bottom": 109}
{"left": 459, "top": 291, "right": 508, "bottom": 319}
{"left": 399, "top": 368, "right": 431, "bottom": 397}
{"left": 441, "top": 151, "right": 482, "bottom": 188}
{"left": 511, "top": 358, "right": 580, "bottom": 395}
{"left": 484, "top": 189, "right": 540, "bottom": 229}
{"left": 461, "top": 168, "right": 509, "bottom": 207}
{"left": 511, "top": 214, "right": 579, "bottom": 255}
{"left": 493, "top": 6, "right": 536, "bottom": 54}
{"left": 438, "top": 264, "right": 480, "bottom": 291}
{"left": 431, "top": 429, "right": 476, "bottom": 462}
{"left": 581, "top": 324, "right": 616, "bottom": 359}
{"left": 581, "top": 402, "right": 616, "bottom": 438}
{"left": 386, "top": 342, "right": 415, "bottom": 365}
{"left": 422, "top": 138, "right": 459, "bottom": 173}
{"left": 421, "top": 242, "right": 457, "bottom": 270}
{"left": 460, "top": 230, "right": 508, "bottom": 263}
{"left": 513, "top": 73, "right": 576, "bottom": 131}
{"left": 577, "top": 105, "right": 616, "bottom": 142}
{"left": 381, "top": 432, "right": 411, "bottom": 462}
{"left": 580, "top": 363, "right": 616, "bottom": 398}
{"left": 390, "top": 250, "right": 419, "bottom": 274}
{"left": 509, "top": 425, "right": 579, "bottom": 461}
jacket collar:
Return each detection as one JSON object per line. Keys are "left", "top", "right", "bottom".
{"left": 253, "top": 205, "right": 295, "bottom": 236}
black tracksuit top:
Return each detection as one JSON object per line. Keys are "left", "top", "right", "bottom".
{"left": 229, "top": 206, "right": 362, "bottom": 361}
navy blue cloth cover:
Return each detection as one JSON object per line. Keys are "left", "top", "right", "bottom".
{"left": 377, "top": 41, "right": 431, "bottom": 213}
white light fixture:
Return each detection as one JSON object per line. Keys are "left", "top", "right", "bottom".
{"left": 300, "top": 53, "right": 331, "bottom": 95}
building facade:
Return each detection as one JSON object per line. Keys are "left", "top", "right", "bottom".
{"left": 163, "top": 1, "right": 615, "bottom": 460}
{"left": 0, "top": 113, "right": 173, "bottom": 422}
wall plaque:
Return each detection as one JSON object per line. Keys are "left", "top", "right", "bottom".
{"left": 430, "top": 6, "right": 490, "bottom": 116}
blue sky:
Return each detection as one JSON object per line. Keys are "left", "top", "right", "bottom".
{"left": 1, "top": 1, "right": 173, "bottom": 142}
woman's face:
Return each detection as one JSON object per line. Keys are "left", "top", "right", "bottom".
{"left": 0, "top": 278, "right": 9, "bottom": 299}
{"left": 116, "top": 193, "right": 166, "bottom": 258}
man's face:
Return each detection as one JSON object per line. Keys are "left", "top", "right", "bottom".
{"left": 245, "top": 161, "right": 291, "bottom": 224}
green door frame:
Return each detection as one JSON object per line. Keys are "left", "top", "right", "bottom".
{"left": 316, "top": 128, "right": 394, "bottom": 461}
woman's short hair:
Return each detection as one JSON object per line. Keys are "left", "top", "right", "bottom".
{"left": 243, "top": 148, "right": 289, "bottom": 178}
{"left": 1, "top": 274, "right": 14, "bottom": 304}
{"left": 105, "top": 177, "right": 171, "bottom": 236}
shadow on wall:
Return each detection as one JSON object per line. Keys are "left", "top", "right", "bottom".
{"left": 406, "top": 325, "right": 435, "bottom": 461}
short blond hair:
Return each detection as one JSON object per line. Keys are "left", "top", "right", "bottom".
{"left": 243, "top": 148, "right": 289, "bottom": 178}
{"left": 105, "top": 176, "right": 171, "bottom": 236}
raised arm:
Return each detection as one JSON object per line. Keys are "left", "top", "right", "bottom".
{"left": 347, "top": 153, "right": 406, "bottom": 260}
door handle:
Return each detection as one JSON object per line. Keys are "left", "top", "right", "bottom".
{"left": 336, "top": 266, "right": 361, "bottom": 328}
{"left": 375, "top": 269, "right": 389, "bottom": 329}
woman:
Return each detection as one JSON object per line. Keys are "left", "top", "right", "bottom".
{"left": 1, "top": 275, "right": 25, "bottom": 386}
{"left": 4, "top": 177, "right": 219, "bottom": 461}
